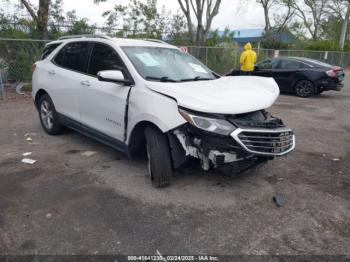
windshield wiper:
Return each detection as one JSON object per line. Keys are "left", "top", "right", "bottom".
{"left": 145, "top": 76, "right": 179, "bottom": 82}
{"left": 180, "top": 76, "right": 214, "bottom": 82}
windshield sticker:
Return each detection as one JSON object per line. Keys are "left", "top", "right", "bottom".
{"left": 189, "top": 63, "right": 207, "bottom": 73}
{"left": 180, "top": 46, "right": 188, "bottom": 53}
{"left": 135, "top": 53, "right": 160, "bottom": 67}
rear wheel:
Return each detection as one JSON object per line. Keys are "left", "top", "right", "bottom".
{"left": 145, "top": 126, "right": 172, "bottom": 188}
{"left": 316, "top": 88, "right": 324, "bottom": 95}
{"left": 38, "top": 94, "right": 63, "bottom": 135}
{"left": 295, "top": 80, "right": 315, "bottom": 97}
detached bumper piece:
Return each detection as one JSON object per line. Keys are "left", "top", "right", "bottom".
{"left": 231, "top": 128, "right": 295, "bottom": 156}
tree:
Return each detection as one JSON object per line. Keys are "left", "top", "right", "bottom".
{"left": 16, "top": 0, "right": 101, "bottom": 39}
{"left": 66, "top": 10, "right": 96, "bottom": 35}
{"left": 166, "top": 10, "right": 188, "bottom": 43}
{"left": 256, "top": 0, "right": 295, "bottom": 47}
{"left": 274, "top": 0, "right": 295, "bottom": 31}
{"left": 257, "top": 0, "right": 274, "bottom": 34}
{"left": 257, "top": 0, "right": 277, "bottom": 45}
{"left": 98, "top": 0, "right": 167, "bottom": 38}
{"left": 19, "top": 0, "right": 50, "bottom": 39}
{"left": 177, "top": 0, "right": 222, "bottom": 46}
{"left": 339, "top": 1, "right": 350, "bottom": 49}
{"left": 49, "top": 0, "right": 65, "bottom": 35}
{"left": 288, "top": 0, "right": 329, "bottom": 40}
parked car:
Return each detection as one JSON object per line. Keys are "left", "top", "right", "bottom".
{"left": 32, "top": 35, "right": 295, "bottom": 188}
{"left": 228, "top": 57, "right": 345, "bottom": 97}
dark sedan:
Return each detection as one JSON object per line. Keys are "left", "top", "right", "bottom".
{"left": 228, "top": 57, "right": 345, "bottom": 97}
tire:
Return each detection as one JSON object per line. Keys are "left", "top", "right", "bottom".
{"left": 38, "top": 94, "right": 64, "bottom": 135}
{"left": 145, "top": 126, "right": 172, "bottom": 188}
{"left": 294, "top": 80, "right": 315, "bottom": 97}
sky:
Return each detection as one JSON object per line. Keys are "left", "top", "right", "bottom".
{"left": 62, "top": 0, "right": 266, "bottom": 30}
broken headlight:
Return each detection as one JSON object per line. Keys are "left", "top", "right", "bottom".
{"left": 179, "top": 109, "right": 236, "bottom": 136}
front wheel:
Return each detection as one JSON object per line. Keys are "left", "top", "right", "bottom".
{"left": 145, "top": 126, "right": 172, "bottom": 188}
{"left": 295, "top": 80, "right": 315, "bottom": 97}
{"left": 38, "top": 94, "right": 63, "bottom": 135}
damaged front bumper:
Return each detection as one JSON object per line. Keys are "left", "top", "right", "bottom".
{"left": 169, "top": 111, "right": 295, "bottom": 171}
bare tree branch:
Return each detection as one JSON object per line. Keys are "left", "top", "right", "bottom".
{"left": 19, "top": 0, "right": 38, "bottom": 22}
{"left": 289, "top": 0, "right": 329, "bottom": 40}
{"left": 178, "top": 0, "right": 193, "bottom": 41}
{"left": 275, "top": 0, "right": 296, "bottom": 32}
{"left": 177, "top": 0, "right": 222, "bottom": 46}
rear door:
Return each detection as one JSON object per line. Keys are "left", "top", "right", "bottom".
{"left": 273, "top": 59, "right": 302, "bottom": 91}
{"left": 49, "top": 41, "right": 90, "bottom": 121}
{"left": 79, "top": 42, "right": 132, "bottom": 142}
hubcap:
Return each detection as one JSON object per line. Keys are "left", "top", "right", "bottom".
{"left": 297, "top": 81, "right": 313, "bottom": 96}
{"left": 40, "top": 100, "right": 54, "bottom": 130}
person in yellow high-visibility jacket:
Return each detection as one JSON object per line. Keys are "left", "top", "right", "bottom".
{"left": 240, "top": 42, "right": 257, "bottom": 74}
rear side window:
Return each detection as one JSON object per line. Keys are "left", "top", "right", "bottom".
{"left": 278, "top": 60, "right": 302, "bottom": 69}
{"left": 87, "top": 43, "right": 125, "bottom": 76}
{"left": 53, "top": 42, "right": 90, "bottom": 73}
{"left": 40, "top": 43, "right": 61, "bottom": 60}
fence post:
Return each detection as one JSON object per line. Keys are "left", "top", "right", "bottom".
{"left": 331, "top": 52, "right": 334, "bottom": 65}
{"left": 0, "top": 70, "right": 4, "bottom": 100}
{"left": 340, "top": 52, "right": 344, "bottom": 66}
{"left": 205, "top": 47, "right": 208, "bottom": 65}
{"left": 234, "top": 49, "right": 237, "bottom": 69}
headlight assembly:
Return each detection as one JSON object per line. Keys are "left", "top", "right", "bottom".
{"left": 179, "top": 109, "right": 236, "bottom": 136}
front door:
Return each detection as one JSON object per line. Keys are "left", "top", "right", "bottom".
{"left": 79, "top": 42, "right": 132, "bottom": 142}
{"left": 254, "top": 59, "right": 277, "bottom": 78}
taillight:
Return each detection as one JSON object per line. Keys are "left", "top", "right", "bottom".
{"left": 32, "top": 63, "right": 37, "bottom": 73}
{"left": 326, "top": 69, "right": 336, "bottom": 78}
{"left": 333, "top": 66, "right": 343, "bottom": 72}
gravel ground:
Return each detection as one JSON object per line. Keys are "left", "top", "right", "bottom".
{"left": 0, "top": 75, "right": 349, "bottom": 256}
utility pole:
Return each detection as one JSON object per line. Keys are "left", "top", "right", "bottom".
{"left": 339, "top": 1, "right": 350, "bottom": 50}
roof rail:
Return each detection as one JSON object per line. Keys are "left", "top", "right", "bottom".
{"left": 58, "top": 34, "right": 111, "bottom": 40}
{"left": 144, "top": 39, "right": 170, "bottom": 45}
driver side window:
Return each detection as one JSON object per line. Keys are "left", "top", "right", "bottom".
{"left": 88, "top": 43, "right": 126, "bottom": 76}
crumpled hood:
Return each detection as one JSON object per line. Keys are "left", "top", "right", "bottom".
{"left": 146, "top": 76, "right": 280, "bottom": 114}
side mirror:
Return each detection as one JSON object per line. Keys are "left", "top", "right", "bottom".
{"left": 97, "top": 70, "right": 132, "bottom": 85}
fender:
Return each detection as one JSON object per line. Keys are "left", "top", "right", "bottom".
{"left": 126, "top": 87, "right": 186, "bottom": 145}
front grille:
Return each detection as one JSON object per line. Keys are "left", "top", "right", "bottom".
{"left": 234, "top": 119, "right": 285, "bottom": 129}
{"left": 232, "top": 129, "right": 295, "bottom": 156}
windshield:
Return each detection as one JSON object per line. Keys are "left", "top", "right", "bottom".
{"left": 121, "top": 46, "right": 216, "bottom": 82}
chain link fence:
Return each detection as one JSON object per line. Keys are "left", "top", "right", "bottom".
{"left": 187, "top": 46, "right": 350, "bottom": 74}
{"left": 0, "top": 39, "right": 50, "bottom": 99}
{"left": 1, "top": 38, "right": 350, "bottom": 99}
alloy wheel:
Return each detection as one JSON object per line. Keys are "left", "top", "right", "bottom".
{"left": 40, "top": 100, "right": 54, "bottom": 130}
{"left": 295, "top": 80, "right": 314, "bottom": 97}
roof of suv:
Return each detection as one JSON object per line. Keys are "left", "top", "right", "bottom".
{"left": 48, "top": 35, "right": 177, "bottom": 49}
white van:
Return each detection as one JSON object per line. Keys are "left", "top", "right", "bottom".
{"left": 32, "top": 35, "right": 295, "bottom": 188}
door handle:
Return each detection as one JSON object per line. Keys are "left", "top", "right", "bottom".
{"left": 80, "top": 81, "right": 91, "bottom": 87}
{"left": 48, "top": 70, "right": 56, "bottom": 75}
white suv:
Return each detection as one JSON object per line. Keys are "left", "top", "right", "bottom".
{"left": 32, "top": 35, "right": 295, "bottom": 188}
